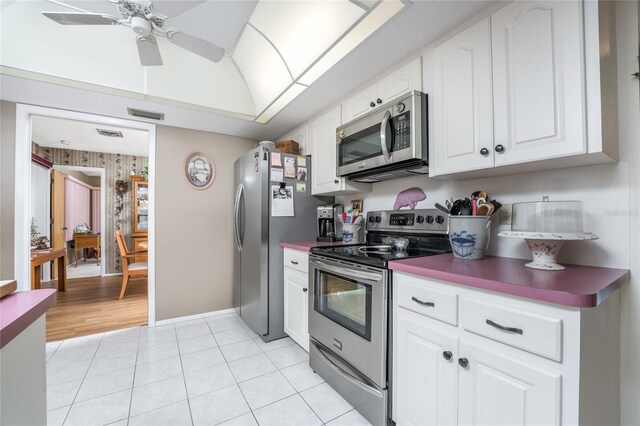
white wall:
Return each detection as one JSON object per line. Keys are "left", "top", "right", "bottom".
{"left": 338, "top": 162, "right": 629, "bottom": 268}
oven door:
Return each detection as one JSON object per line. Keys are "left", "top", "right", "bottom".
{"left": 308, "top": 254, "right": 388, "bottom": 388}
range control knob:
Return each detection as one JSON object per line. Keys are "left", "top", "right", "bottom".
{"left": 368, "top": 216, "right": 375, "bottom": 223}
{"left": 416, "top": 215, "right": 424, "bottom": 224}
{"left": 375, "top": 216, "right": 382, "bottom": 223}
{"left": 426, "top": 215, "right": 434, "bottom": 224}
{"left": 436, "top": 215, "right": 445, "bottom": 224}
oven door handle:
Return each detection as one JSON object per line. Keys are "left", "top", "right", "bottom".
{"left": 310, "top": 260, "right": 383, "bottom": 282}
{"left": 311, "top": 339, "right": 383, "bottom": 398}
{"left": 380, "top": 110, "right": 392, "bottom": 162}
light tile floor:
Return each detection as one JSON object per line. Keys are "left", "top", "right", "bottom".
{"left": 66, "top": 258, "right": 101, "bottom": 280}
{"left": 46, "top": 313, "right": 371, "bottom": 426}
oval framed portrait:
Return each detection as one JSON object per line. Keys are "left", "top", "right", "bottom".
{"left": 184, "top": 152, "right": 215, "bottom": 190}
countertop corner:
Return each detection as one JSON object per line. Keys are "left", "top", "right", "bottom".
{"left": 0, "top": 289, "right": 57, "bottom": 349}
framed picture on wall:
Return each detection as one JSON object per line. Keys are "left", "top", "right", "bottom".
{"left": 350, "top": 199, "right": 363, "bottom": 213}
{"left": 184, "top": 152, "right": 216, "bottom": 190}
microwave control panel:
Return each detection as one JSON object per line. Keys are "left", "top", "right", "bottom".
{"left": 392, "top": 111, "right": 411, "bottom": 151}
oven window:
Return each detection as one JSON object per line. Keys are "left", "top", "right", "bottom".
{"left": 338, "top": 124, "right": 384, "bottom": 166}
{"left": 314, "top": 271, "right": 372, "bottom": 340}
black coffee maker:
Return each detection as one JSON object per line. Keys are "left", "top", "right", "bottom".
{"left": 317, "top": 204, "right": 343, "bottom": 242}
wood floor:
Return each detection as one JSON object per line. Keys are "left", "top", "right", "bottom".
{"left": 42, "top": 275, "right": 148, "bottom": 342}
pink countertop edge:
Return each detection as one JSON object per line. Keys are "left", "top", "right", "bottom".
{"left": 0, "top": 289, "right": 56, "bottom": 349}
{"left": 389, "top": 254, "right": 629, "bottom": 308}
{"left": 280, "top": 241, "right": 354, "bottom": 252}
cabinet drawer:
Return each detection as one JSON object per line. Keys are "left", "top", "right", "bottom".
{"left": 461, "top": 297, "right": 563, "bottom": 361}
{"left": 283, "top": 248, "right": 309, "bottom": 274}
{"left": 397, "top": 275, "right": 458, "bottom": 326}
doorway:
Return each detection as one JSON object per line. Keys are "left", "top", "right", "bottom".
{"left": 15, "top": 104, "right": 157, "bottom": 333}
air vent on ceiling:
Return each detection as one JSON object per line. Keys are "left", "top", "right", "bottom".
{"left": 96, "top": 129, "right": 123, "bottom": 137}
{"left": 127, "top": 108, "right": 165, "bottom": 121}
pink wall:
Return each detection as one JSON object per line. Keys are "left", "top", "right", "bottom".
{"left": 64, "top": 177, "right": 91, "bottom": 241}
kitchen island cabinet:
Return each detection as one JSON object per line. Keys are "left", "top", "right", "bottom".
{"left": 1, "top": 287, "right": 56, "bottom": 426}
{"left": 390, "top": 256, "right": 628, "bottom": 425}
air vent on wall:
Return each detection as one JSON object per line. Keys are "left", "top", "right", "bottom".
{"left": 96, "top": 129, "right": 123, "bottom": 137}
{"left": 127, "top": 108, "right": 165, "bottom": 121}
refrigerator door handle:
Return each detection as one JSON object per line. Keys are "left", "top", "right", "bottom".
{"left": 233, "top": 184, "right": 243, "bottom": 252}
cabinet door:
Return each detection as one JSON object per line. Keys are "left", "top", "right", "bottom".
{"left": 491, "top": 1, "right": 586, "bottom": 166}
{"left": 457, "top": 339, "right": 561, "bottom": 426}
{"left": 310, "top": 105, "right": 343, "bottom": 195}
{"left": 395, "top": 308, "right": 458, "bottom": 425}
{"left": 378, "top": 57, "right": 422, "bottom": 104}
{"left": 431, "top": 18, "right": 494, "bottom": 176}
{"left": 341, "top": 83, "right": 378, "bottom": 123}
{"left": 283, "top": 268, "right": 309, "bottom": 352}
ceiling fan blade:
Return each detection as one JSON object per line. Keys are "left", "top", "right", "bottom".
{"left": 42, "top": 11, "right": 119, "bottom": 25}
{"left": 166, "top": 30, "right": 224, "bottom": 63}
{"left": 136, "top": 36, "right": 163, "bottom": 66}
{"left": 148, "top": 1, "right": 205, "bottom": 19}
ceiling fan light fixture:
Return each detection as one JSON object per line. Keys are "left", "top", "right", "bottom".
{"left": 131, "top": 16, "right": 151, "bottom": 36}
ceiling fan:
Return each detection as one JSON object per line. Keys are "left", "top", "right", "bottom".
{"left": 42, "top": 0, "right": 225, "bottom": 66}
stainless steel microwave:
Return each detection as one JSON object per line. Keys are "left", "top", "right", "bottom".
{"left": 336, "top": 90, "right": 428, "bottom": 182}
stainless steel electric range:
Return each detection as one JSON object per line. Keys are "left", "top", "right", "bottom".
{"left": 308, "top": 209, "right": 451, "bottom": 425}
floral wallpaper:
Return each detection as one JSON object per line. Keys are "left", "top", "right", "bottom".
{"left": 33, "top": 143, "right": 148, "bottom": 274}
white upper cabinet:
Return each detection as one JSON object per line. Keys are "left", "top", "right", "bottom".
{"left": 280, "top": 124, "right": 310, "bottom": 156}
{"left": 310, "top": 105, "right": 371, "bottom": 195}
{"left": 491, "top": 0, "right": 586, "bottom": 166}
{"left": 428, "top": 0, "right": 617, "bottom": 178}
{"left": 431, "top": 17, "right": 494, "bottom": 176}
{"left": 342, "top": 57, "right": 422, "bottom": 123}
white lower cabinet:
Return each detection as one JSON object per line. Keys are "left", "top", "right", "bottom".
{"left": 395, "top": 308, "right": 458, "bottom": 426}
{"left": 283, "top": 248, "right": 309, "bottom": 352}
{"left": 392, "top": 272, "right": 620, "bottom": 425}
{"left": 457, "top": 339, "right": 560, "bottom": 426}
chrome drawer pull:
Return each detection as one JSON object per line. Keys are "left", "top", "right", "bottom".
{"left": 412, "top": 296, "right": 435, "bottom": 307}
{"left": 290, "top": 260, "right": 299, "bottom": 265}
{"left": 486, "top": 319, "right": 523, "bottom": 335}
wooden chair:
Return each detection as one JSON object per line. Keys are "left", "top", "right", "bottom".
{"left": 115, "top": 230, "right": 147, "bottom": 300}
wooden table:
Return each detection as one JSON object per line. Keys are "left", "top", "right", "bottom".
{"left": 73, "top": 233, "right": 100, "bottom": 267}
{"left": 31, "top": 248, "right": 66, "bottom": 292}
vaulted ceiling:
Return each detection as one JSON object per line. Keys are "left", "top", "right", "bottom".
{"left": 1, "top": 0, "right": 494, "bottom": 140}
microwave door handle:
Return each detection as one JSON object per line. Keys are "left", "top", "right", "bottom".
{"left": 380, "top": 110, "right": 392, "bottom": 162}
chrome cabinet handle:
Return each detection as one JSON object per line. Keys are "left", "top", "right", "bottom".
{"left": 486, "top": 319, "right": 523, "bottom": 335}
{"left": 376, "top": 98, "right": 382, "bottom": 104}
{"left": 458, "top": 358, "right": 469, "bottom": 368}
{"left": 480, "top": 147, "right": 490, "bottom": 156}
{"left": 290, "top": 260, "right": 299, "bottom": 265}
{"left": 412, "top": 296, "right": 435, "bottom": 307}
{"left": 495, "top": 144, "right": 505, "bottom": 153}
{"left": 442, "top": 351, "right": 453, "bottom": 361}
{"left": 303, "top": 288, "right": 308, "bottom": 293}
{"left": 310, "top": 260, "right": 383, "bottom": 282}
{"left": 370, "top": 101, "right": 376, "bottom": 108}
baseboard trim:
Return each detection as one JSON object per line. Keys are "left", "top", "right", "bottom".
{"left": 154, "top": 308, "right": 236, "bottom": 327}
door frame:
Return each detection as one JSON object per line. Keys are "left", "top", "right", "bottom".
{"left": 52, "top": 165, "right": 107, "bottom": 277}
{"left": 15, "top": 104, "right": 157, "bottom": 326}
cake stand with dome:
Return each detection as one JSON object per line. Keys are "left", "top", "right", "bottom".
{"left": 498, "top": 197, "right": 598, "bottom": 271}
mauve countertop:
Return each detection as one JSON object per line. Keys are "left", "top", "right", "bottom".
{"left": 389, "top": 254, "right": 629, "bottom": 308}
{"left": 0, "top": 289, "right": 56, "bottom": 349}
{"left": 280, "top": 241, "right": 354, "bottom": 252}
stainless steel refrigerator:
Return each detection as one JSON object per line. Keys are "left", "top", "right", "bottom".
{"left": 233, "top": 146, "right": 331, "bottom": 342}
